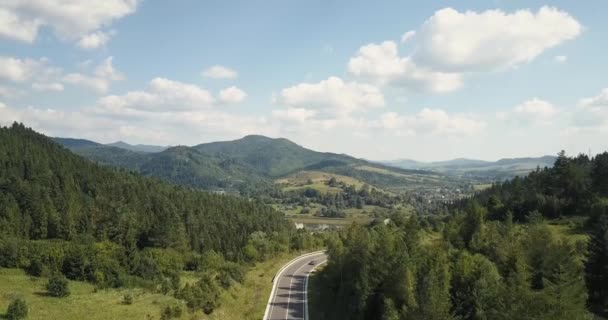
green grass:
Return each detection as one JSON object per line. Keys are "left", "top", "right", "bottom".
{"left": 208, "top": 253, "right": 306, "bottom": 320}
{"left": 547, "top": 216, "right": 590, "bottom": 244}
{"left": 0, "top": 253, "right": 308, "bottom": 320}
{"left": 0, "top": 268, "right": 185, "bottom": 320}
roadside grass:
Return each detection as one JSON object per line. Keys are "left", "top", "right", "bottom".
{"left": 0, "top": 268, "right": 185, "bottom": 320}
{"left": 208, "top": 253, "right": 304, "bottom": 320}
{"left": 0, "top": 253, "right": 307, "bottom": 320}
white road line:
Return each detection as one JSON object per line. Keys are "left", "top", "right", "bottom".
{"left": 304, "top": 260, "right": 327, "bottom": 320}
{"left": 263, "top": 251, "right": 325, "bottom": 320}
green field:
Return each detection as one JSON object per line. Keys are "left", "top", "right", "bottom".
{"left": 275, "top": 170, "right": 376, "bottom": 193}
{"left": 0, "top": 268, "right": 185, "bottom": 320}
{"left": 0, "top": 253, "right": 302, "bottom": 320}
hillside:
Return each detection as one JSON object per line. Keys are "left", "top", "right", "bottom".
{"left": 312, "top": 151, "right": 608, "bottom": 319}
{"left": 0, "top": 123, "right": 322, "bottom": 317}
{"left": 55, "top": 134, "right": 445, "bottom": 196}
{"left": 2, "top": 123, "right": 288, "bottom": 254}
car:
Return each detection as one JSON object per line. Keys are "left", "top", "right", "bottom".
{"left": 308, "top": 260, "right": 316, "bottom": 266}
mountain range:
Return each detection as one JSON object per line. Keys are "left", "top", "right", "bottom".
{"left": 382, "top": 156, "right": 556, "bottom": 178}
{"left": 53, "top": 135, "right": 437, "bottom": 195}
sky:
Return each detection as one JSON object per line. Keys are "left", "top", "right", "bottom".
{"left": 0, "top": 0, "right": 607, "bottom": 161}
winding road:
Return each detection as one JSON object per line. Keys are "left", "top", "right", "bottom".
{"left": 263, "top": 251, "right": 328, "bottom": 320}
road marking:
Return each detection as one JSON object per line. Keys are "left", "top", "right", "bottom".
{"left": 304, "top": 260, "right": 327, "bottom": 320}
{"left": 263, "top": 251, "right": 325, "bottom": 320}
{"left": 285, "top": 261, "right": 310, "bottom": 320}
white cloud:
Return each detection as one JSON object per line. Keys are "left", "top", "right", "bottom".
{"left": 554, "top": 55, "right": 567, "bottom": 63}
{"left": 572, "top": 88, "right": 608, "bottom": 128}
{"left": 96, "top": 77, "right": 215, "bottom": 114}
{"left": 0, "top": 8, "right": 41, "bottom": 43}
{"left": 375, "top": 108, "right": 485, "bottom": 136}
{"left": 348, "top": 41, "right": 462, "bottom": 92}
{"left": 0, "top": 0, "right": 140, "bottom": 45}
{"left": 413, "top": 6, "right": 582, "bottom": 72}
{"left": 202, "top": 65, "right": 238, "bottom": 79}
{"left": 579, "top": 88, "right": 608, "bottom": 108}
{"left": 77, "top": 30, "right": 114, "bottom": 49}
{"left": 63, "top": 57, "right": 124, "bottom": 93}
{"left": 0, "top": 56, "right": 48, "bottom": 83}
{"left": 498, "top": 98, "right": 558, "bottom": 126}
{"left": 271, "top": 107, "right": 317, "bottom": 124}
{"left": 400, "top": 30, "right": 416, "bottom": 43}
{"left": 277, "top": 76, "right": 385, "bottom": 118}
{"left": 219, "top": 86, "right": 248, "bottom": 104}
{"left": 32, "top": 82, "right": 64, "bottom": 91}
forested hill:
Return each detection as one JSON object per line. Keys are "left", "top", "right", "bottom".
{"left": 312, "top": 151, "right": 608, "bottom": 319}
{"left": 455, "top": 150, "right": 607, "bottom": 221}
{"left": 193, "top": 135, "right": 367, "bottom": 177}
{"left": 0, "top": 123, "right": 289, "bottom": 256}
{"left": 54, "top": 134, "right": 437, "bottom": 195}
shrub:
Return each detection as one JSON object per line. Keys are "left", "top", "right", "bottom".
{"left": 122, "top": 292, "right": 133, "bottom": 305}
{"left": 46, "top": 273, "right": 70, "bottom": 297}
{"left": 6, "top": 297, "right": 28, "bottom": 320}
{"left": 160, "top": 304, "right": 183, "bottom": 320}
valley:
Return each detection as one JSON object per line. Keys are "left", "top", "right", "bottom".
{"left": 53, "top": 135, "right": 497, "bottom": 227}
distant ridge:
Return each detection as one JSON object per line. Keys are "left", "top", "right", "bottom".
{"left": 106, "top": 141, "right": 168, "bottom": 153}
{"left": 382, "top": 155, "right": 556, "bottom": 178}
{"left": 54, "top": 134, "right": 436, "bottom": 195}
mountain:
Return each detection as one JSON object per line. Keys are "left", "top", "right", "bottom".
{"left": 55, "top": 134, "right": 440, "bottom": 195}
{"left": 382, "top": 155, "right": 556, "bottom": 179}
{"left": 194, "top": 135, "right": 369, "bottom": 177}
{"left": 1, "top": 123, "right": 288, "bottom": 255}
{"left": 107, "top": 141, "right": 168, "bottom": 153}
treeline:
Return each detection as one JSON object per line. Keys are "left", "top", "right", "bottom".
{"left": 0, "top": 123, "right": 321, "bottom": 315}
{"left": 455, "top": 150, "right": 607, "bottom": 221}
{"left": 312, "top": 151, "right": 608, "bottom": 319}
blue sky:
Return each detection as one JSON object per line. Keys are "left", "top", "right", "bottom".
{"left": 1, "top": 1, "right": 607, "bottom": 161}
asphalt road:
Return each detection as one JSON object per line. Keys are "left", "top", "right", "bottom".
{"left": 263, "top": 252, "right": 328, "bottom": 320}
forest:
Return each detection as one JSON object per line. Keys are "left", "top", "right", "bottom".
{"left": 312, "top": 151, "right": 608, "bottom": 319}
{"left": 0, "top": 123, "right": 320, "bottom": 315}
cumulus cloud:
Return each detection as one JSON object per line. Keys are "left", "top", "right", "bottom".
{"left": 375, "top": 109, "right": 485, "bottom": 136}
{"left": 572, "top": 88, "right": 608, "bottom": 128}
{"left": 203, "top": 65, "right": 238, "bottom": 79}
{"left": 413, "top": 6, "right": 582, "bottom": 72}
{"left": 400, "top": 30, "right": 416, "bottom": 43}
{"left": 63, "top": 57, "right": 124, "bottom": 93}
{"left": 0, "top": 0, "right": 139, "bottom": 46}
{"left": 497, "top": 99, "right": 558, "bottom": 126}
{"left": 348, "top": 41, "right": 462, "bottom": 92}
{"left": 277, "top": 76, "right": 384, "bottom": 119}
{"left": 219, "top": 86, "right": 248, "bottom": 104}
{"left": 271, "top": 107, "right": 317, "bottom": 124}
{"left": 96, "top": 77, "right": 215, "bottom": 115}
{"left": 0, "top": 56, "right": 57, "bottom": 83}
{"left": 77, "top": 30, "right": 115, "bottom": 49}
